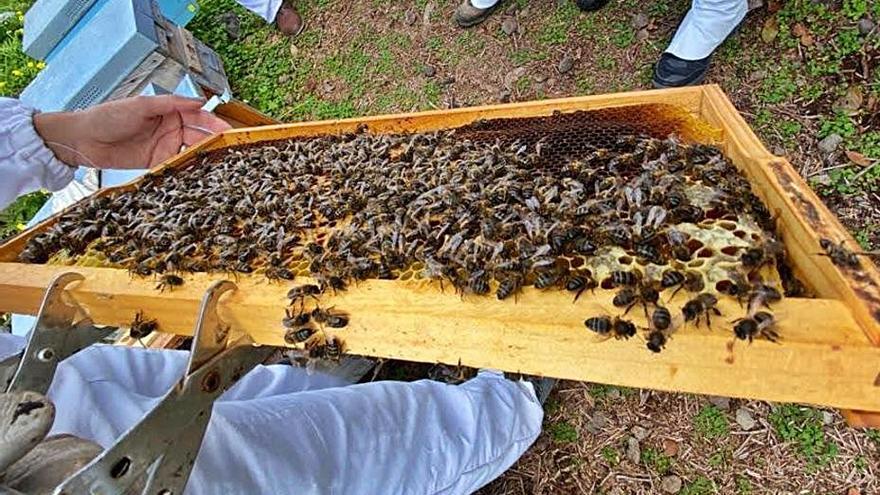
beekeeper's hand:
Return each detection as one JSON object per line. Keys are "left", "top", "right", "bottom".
{"left": 32, "top": 95, "right": 231, "bottom": 169}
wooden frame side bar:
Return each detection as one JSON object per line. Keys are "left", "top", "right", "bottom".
{"left": 1, "top": 264, "right": 878, "bottom": 414}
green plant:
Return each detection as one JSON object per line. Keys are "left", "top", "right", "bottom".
{"left": 818, "top": 112, "right": 857, "bottom": 139}
{"left": 610, "top": 21, "right": 635, "bottom": 48}
{"left": 835, "top": 29, "right": 862, "bottom": 57}
{"left": 735, "top": 476, "right": 752, "bottom": 495}
{"left": 642, "top": 447, "right": 672, "bottom": 474}
{"left": 842, "top": 0, "right": 868, "bottom": 19}
{"left": 866, "top": 429, "right": 880, "bottom": 446}
{"left": 600, "top": 446, "right": 619, "bottom": 465}
{"left": 768, "top": 405, "right": 839, "bottom": 468}
{"left": 0, "top": 191, "right": 49, "bottom": 239}
{"left": 708, "top": 449, "right": 729, "bottom": 467}
{"left": 694, "top": 405, "right": 729, "bottom": 439}
{"left": 854, "top": 455, "right": 868, "bottom": 472}
{"left": 0, "top": 10, "right": 42, "bottom": 97}
{"left": 548, "top": 421, "right": 579, "bottom": 443}
{"left": 759, "top": 65, "right": 798, "bottom": 104}
{"left": 681, "top": 476, "right": 715, "bottom": 495}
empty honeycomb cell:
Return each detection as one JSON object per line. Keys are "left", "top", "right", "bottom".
{"left": 618, "top": 256, "right": 634, "bottom": 265}
{"left": 687, "top": 239, "right": 704, "bottom": 253}
{"left": 720, "top": 246, "right": 740, "bottom": 256}
{"left": 733, "top": 230, "right": 747, "bottom": 239}
{"left": 697, "top": 248, "right": 714, "bottom": 258}
{"left": 570, "top": 257, "right": 584, "bottom": 268}
{"left": 718, "top": 221, "right": 737, "bottom": 231}
{"left": 688, "top": 259, "right": 705, "bottom": 268}
{"left": 715, "top": 280, "right": 733, "bottom": 293}
{"left": 600, "top": 278, "right": 615, "bottom": 290}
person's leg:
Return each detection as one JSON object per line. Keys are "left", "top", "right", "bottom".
{"left": 234, "top": 0, "right": 304, "bottom": 36}
{"left": 454, "top": 0, "right": 501, "bottom": 28}
{"left": 653, "top": 0, "right": 747, "bottom": 87}
{"left": 48, "top": 346, "right": 544, "bottom": 495}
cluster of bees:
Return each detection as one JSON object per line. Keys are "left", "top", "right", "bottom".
{"left": 18, "top": 122, "right": 799, "bottom": 353}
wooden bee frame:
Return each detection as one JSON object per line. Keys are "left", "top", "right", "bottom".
{"left": 1, "top": 85, "right": 878, "bottom": 426}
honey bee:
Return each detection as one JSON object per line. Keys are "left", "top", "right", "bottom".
{"left": 468, "top": 270, "right": 491, "bottom": 295}
{"left": 287, "top": 284, "right": 321, "bottom": 312}
{"left": 609, "top": 270, "right": 641, "bottom": 288}
{"left": 733, "top": 311, "right": 778, "bottom": 343}
{"left": 651, "top": 305, "right": 672, "bottom": 331}
{"left": 584, "top": 316, "right": 636, "bottom": 340}
{"left": 282, "top": 308, "right": 311, "bottom": 328}
{"left": 565, "top": 270, "right": 597, "bottom": 302}
{"left": 818, "top": 238, "right": 861, "bottom": 269}
{"left": 495, "top": 273, "right": 523, "bottom": 301}
{"left": 311, "top": 307, "right": 350, "bottom": 328}
{"left": 740, "top": 239, "right": 784, "bottom": 272}
{"left": 155, "top": 273, "right": 184, "bottom": 292}
{"left": 748, "top": 283, "right": 782, "bottom": 310}
{"left": 682, "top": 293, "right": 721, "bottom": 328}
{"left": 129, "top": 311, "right": 159, "bottom": 342}
{"left": 284, "top": 327, "right": 316, "bottom": 344}
{"left": 646, "top": 329, "right": 668, "bottom": 353}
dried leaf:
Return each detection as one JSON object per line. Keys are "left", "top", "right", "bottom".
{"left": 800, "top": 32, "right": 814, "bottom": 46}
{"left": 791, "top": 23, "right": 807, "bottom": 37}
{"left": 767, "top": 0, "right": 781, "bottom": 12}
{"left": 845, "top": 150, "right": 872, "bottom": 167}
{"left": 662, "top": 438, "right": 680, "bottom": 457}
{"left": 844, "top": 86, "right": 864, "bottom": 110}
{"left": 847, "top": 488, "right": 860, "bottom": 495}
{"left": 761, "top": 17, "right": 779, "bottom": 43}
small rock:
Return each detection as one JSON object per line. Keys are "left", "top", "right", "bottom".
{"left": 277, "top": 74, "right": 291, "bottom": 84}
{"left": 625, "top": 436, "right": 641, "bottom": 464}
{"left": 498, "top": 89, "right": 512, "bottom": 103}
{"left": 404, "top": 9, "right": 417, "bottom": 26}
{"left": 322, "top": 80, "right": 335, "bottom": 93}
{"left": 501, "top": 16, "right": 518, "bottom": 35}
{"left": 534, "top": 73, "right": 549, "bottom": 83}
{"left": 818, "top": 133, "right": 843, "bottom": 154}
{"left": 772, "top": 145, "right": 786, "bottom": 156}
{"left": 822, "top": 411, "right": 835, "bottom": 425}
{"left": 557, "top": 54, "right": 574, "bottom": 74}
{"left": 631, "top": 12, "right": 650, "bottom": 30}
{"left": 220, "top": 12, "right": 242, "bottom": 40}
{"left": 586, "top": 411, "right": 609, "bottom": 434}
{"left": 606, "top": 387, "right": 621, "bottom": 400}
{"left": 735, "top": 407, "right": 757, "bottom": 430}
{"left": 503, "top": 66, "right": 528, "bottom": 89}
{"left": 439, "top": 76, "right": 455, "bottom": 86}
{"left": 423, "top": 65, "right": 436, "bottom": 77}
{"left": 747, "top": 0, "right": 763, "bottom": 11}
{"left": 635, "top": 28, "right": 651, "bottom": 41}
{"left": 708, "top": 396, "right": 730, "bottom": 411}
{"left": 662, "top": 438, "right": 680, "bottom": 457}
{"left": 812, "top": 173, "right": 831, "bottom": 186}
{"left": 660, "top": 475, "right": 682, "bottom": 494}
{"left": 631, "top": 425, "right": 649, "bottom": 441}
{"left": 858, "top": 18, "right": 876, "bottom": 35}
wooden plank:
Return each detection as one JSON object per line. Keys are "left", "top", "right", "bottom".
{"left": 215, "top": 100, "right": 279, "bottom": 128}
{"left": 0, "top": 263, "right": 878, "bottom": 412}
{"left": 213, "top": 86, "right": 708, "bottom": 147}
{"left": 698, "top": 86, "right": 880, "bottom": 345}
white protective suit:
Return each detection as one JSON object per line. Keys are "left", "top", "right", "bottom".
{"left": 467, "top": 0, "right": 747, "bottom": 61}
{"left": 0, "top": 97, "right": 545, "bottom": 494}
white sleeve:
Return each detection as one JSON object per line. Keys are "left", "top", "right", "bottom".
{"left": 0, "top": 98, "right": 75, "bottom": 210}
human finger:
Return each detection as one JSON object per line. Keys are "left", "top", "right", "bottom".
{"left": 180, "top": 110, "right": 232, "bottom": 145}
{"left": 138, "top": 95, "right": 206, "bottom": 117}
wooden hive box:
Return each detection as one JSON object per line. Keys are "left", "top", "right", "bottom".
{"left": 1, "top": 85, "right": 879, "bottom": 426}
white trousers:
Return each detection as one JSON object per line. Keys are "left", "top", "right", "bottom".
{"left": 0, "top": 335, "right": 543, "bottom": 494}
{"left": 235, "top": 0, "right": 284, "bottom": 22}
{"left": 467, "top": 0, "right": 746, "bottom": 60}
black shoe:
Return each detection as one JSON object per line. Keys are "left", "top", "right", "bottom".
{"left": 652, "top": 52, "right": 711, "bottom": 88}
{"left": 574, "top": 0, "right": 609, "bottom": 11}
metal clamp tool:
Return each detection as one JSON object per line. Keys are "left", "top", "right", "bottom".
{"left": 0, "top": 274, "right": 271, "bottom": 495}
{"left": 54, "top": 279, "right": 273, "bottom": 495}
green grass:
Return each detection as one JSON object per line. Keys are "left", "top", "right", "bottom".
{"left": 548, "top": 420, "right": 579, "bottom": 443}
{"left": 866, "top": 429, "right": 880, "bottom": 447}
{"left": 680, "top": 476, "right": 716, "bottom": 495}
{"left": 768, "top": 405, "right": 839, "bottom": 469}
{"left": 600, "top": 445, "right": 619, "bottom": 465}
{"left": 735, "top": 476, "right": 752, "bottom": 495}
{"left": 537, "top": 2, "right": 579, "bottom": 47}
{"left": 0, "top": 9, "right": 41, "bottom": 97}
{"left": 694, "top": 405, "right": 730, "bottom": 440}
{"left": 641, "top": 447, "right": 672, "bottom": 475}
